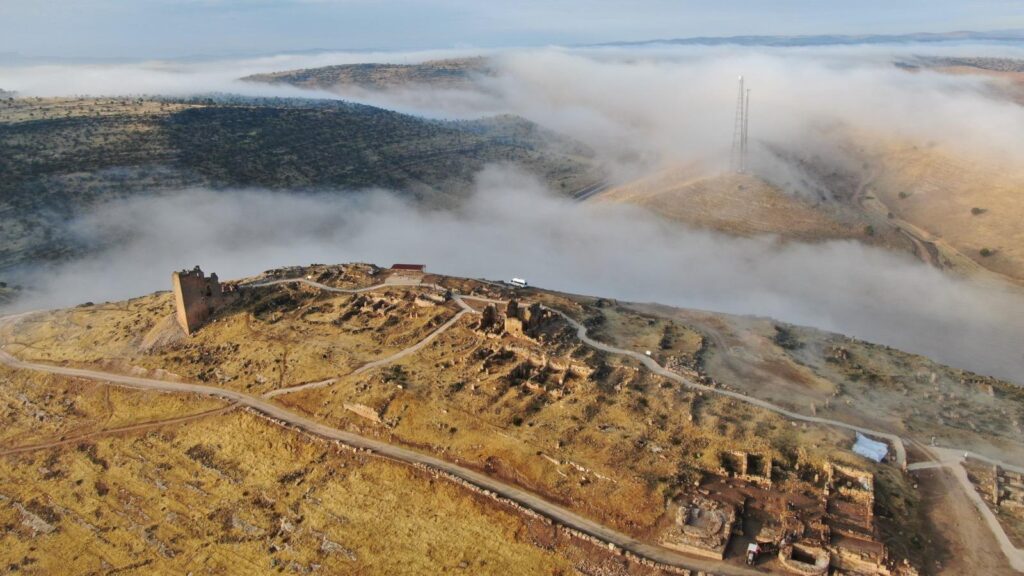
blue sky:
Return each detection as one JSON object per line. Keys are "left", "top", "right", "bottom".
{"left": 1, "top": 0, "right": 1022, "bottom": 59}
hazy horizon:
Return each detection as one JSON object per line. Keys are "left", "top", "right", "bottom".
{"left": 2, "top": 1, "right": 1023, "bottom": 60}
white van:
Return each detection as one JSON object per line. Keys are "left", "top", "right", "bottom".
{"left": 510, "top": 278, "right": 528, "bottom": 288}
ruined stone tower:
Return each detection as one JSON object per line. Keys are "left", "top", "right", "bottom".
{"left": 171, "top": 266, "right": 236, "bottom": 335}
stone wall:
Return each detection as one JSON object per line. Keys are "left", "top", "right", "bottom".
{"left": 171, "top": 266, "right": 237, "bottom": 335}
{"left": 503, "top": 300, "right": 551, "bottom": 338}
{"left": 778, "top": 544, "right": 830, "bottom": 575}
{"left": 343, "top": 403, "right": 382, "bottom": 423}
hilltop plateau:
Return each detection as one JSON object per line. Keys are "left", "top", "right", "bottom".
{"left": 4, "top": 263, "right": 1024, "bottom": 574}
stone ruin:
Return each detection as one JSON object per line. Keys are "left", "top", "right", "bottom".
{"left": 824, "top": 462, "right": 876, "bottom": 536}
{"left": 343, "top": 402, "right": 382, "bottom": 424}
{"left": 721, "top": 451, "right": 773, "bottom": 488}
{"left": 778, "top": 543, "right": 831, "bottom": 575}
{"left": 478, "top": 303, "right": 501, "bottom": 333}
{"left": 471, "top": 299, "right": 590, "bottom": 397}
{"left": 991, "top": 465, "right": 1024, "bottom": 511}
{"left": 473, "top": 299, "right": 556, "bottom": 340}
{"left": 503, "top": 299, "right": 552, "bottom": 338}
{"left": 820, "top": 462, "right": 912, "bottom": 575}
{"left": 172, "top": 266, "right": 239, "bottom": 335}
{"left": 413, "top": 292, "right": 448, "bottom": 308}
{"left": 668, "top": 454, "right": 913, "bottom": 574}
{"left": 660, "top": 496, "right": 736, "bottom": 560}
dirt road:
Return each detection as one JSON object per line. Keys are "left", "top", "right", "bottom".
{"left": 0, "top": 405, "right": 237, "bottom": 457}
{"left": 0, "top": 346, "right": 763, "bottom": 576}
{"left": 852, "top": 169, "right": 940, "bottom": 268}
{"left": 263, "top": 297, "right": 473, "bottom": 399}
{"left": 544, "top": 307, "right": 908, "bottom": 469}
{"left": 912, "top": 445, "right": 1024, "bottom": 572}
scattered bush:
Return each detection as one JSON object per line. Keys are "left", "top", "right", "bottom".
{"left": 773, "top": 325, "right": 803, "bottom": 350}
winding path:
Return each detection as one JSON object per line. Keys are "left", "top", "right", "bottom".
{"left": 263, "top": 296, "right": 474, "bottom": 399}
{"left": 0, "top": 404, "right": 238, "bottom": 457}
{"left": 241, "top": 277, "right": 913, "bottom": 465}
{"left": 911, "top": 445, "right": 1024, "bottom": 572}
{"left": 542, "top": 307, "right": 908, "bottom": 469}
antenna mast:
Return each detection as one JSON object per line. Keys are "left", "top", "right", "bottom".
{"left": 731, "top": 76, "right": 745, "bottom": 173}
{"left": 742, "top": 87, "right": 750, "bottom": 172}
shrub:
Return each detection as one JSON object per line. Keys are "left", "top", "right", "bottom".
{"left": 773, "top": 325, "right": 803, "bottom": 350}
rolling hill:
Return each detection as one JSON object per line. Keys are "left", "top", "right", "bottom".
{"left": 863, "top": 140, "right": 1024, "bottom": 283}
{"left": 0, "top": 95, "right": 598, "bottom": 273}
{"left": 242, "top": 57, "right": 492, "bottom": 92}
{"left": 595, "top": 165, "right": 873, "bottom": 243}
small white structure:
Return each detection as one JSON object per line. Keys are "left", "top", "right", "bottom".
{"left": 852, "top": 432, "right": 888, "bottom": 463}
{"left": 510, "top": 278, "right": 528, "bottom": 288}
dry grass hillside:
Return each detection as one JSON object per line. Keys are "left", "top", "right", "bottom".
{"left": 0, "top": 367, "right": 601, "bottom": 575}
{"left": 634, "top": 302, "right": 1024, "bottom": 466}
{"left": 243, "top": 57, "right": 492, "bottom": 91}
{"left": 597, "top": 164, "right": 871, "bottom": 242}
{"left": 2, "top": 263, "right": 961, "bottom": 573}
{"left": 864, "top": 141, "right": 1024, "bottom": 283}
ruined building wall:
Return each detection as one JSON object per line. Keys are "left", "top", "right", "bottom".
{"left": 172, "top": 266, "right": 237, "bottom": 335}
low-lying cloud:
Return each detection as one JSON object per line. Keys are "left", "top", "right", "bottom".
{"left": 0, "top": 47, "right": 491, "bottom": 99}
{"left": 10, "top": 166, "right": 1024, "bottom": 384}
{"left": 5, "top": 43, "right": 1024, "bottom": 384}
{"left": 333, "top": 45, "right": 1024, "bottom": 179}
{"left": 5, "top": 43, "right": 1024, "bottom": 179}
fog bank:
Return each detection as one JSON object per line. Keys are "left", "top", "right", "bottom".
{"left": 5, "top": 43, "right": 1024, "bottom": 179}
{"left": 9, "top": 166, "right": 1024, "bottom": 384}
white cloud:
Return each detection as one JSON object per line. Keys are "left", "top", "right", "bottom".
{"left": 11, "top": 166, "right": 1024, "bottom": 385}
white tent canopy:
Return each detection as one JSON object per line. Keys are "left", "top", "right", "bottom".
{"left": 852, "top": 432, "right": 888, "bottom": 462}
